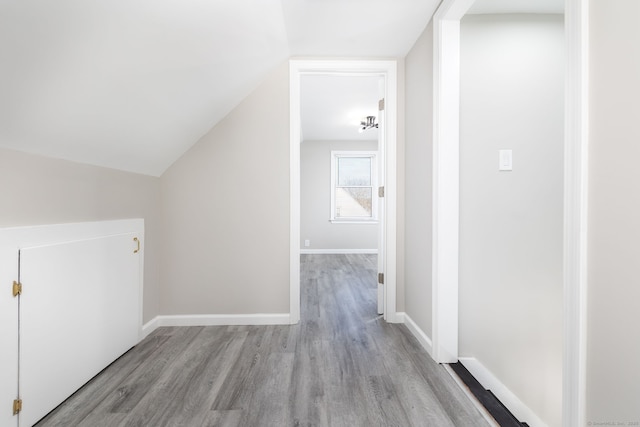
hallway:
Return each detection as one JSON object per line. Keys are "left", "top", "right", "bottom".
{"left": 36, "top": 254, "right": 488, "bottom": 426}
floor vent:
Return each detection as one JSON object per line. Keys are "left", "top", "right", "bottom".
{"left": 449, "top": 362, "right": 529, "bottom": 427}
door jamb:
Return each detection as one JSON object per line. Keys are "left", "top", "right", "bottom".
{"left": 432, "top": 0, "right": 589, "bottom": 424}
{"left": 563, "top": 1, "right": 589, "bottom": 425}
{"left": 289, "top": 59, "right": 399, "bottom": 324}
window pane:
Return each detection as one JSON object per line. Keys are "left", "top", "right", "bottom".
{"left": 338, "top": 157, "right": 371, "bottom": 186}
{"left": 335, "top": 187, "right": 372, "bottom": 218}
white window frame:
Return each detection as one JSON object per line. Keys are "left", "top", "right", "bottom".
{"left": 330, "top": 151, "right": 378, "bottom": 223}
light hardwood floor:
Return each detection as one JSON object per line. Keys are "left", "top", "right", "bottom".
{"left": 35, "top": 254, "right": 489, "bottom": 426}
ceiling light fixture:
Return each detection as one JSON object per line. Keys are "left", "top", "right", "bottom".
{"left": 358, "top": 116, "right": 378, "bottom": 133}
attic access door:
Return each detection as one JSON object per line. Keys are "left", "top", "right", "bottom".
{"left": 0, "top": 222, "right": 144, "bottom": 427}
{"left": 0, "top": 221, "right": 143, "bottom": 427}
{"left": 18, "top": 234, "right": 141, "bottom": 426}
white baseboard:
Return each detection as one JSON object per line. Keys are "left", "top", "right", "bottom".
{"left": 398, "top": 312, "right": 433, "bottom": 357}
{"left": 141, "top": 317, "right": 159, "bottom": 339}
{"left": 459, "top": 357, "right": 548, "bottom": 427}
{"left": 300, "top": 248, "right": 378, "bottom": 254}
{"left": 142, "top": 313, "right": 291, "bottom": 335}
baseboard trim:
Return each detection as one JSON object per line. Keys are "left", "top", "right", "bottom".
{"left": 158, "top": 313, "right": 291, "bottom": 327}
{"left": 459, "top": 357, "right": 548, "bottom": 427}
{"left": 141, "top": 317, "right": 159, "bottom": 339}
{"left": 398, "top": 312, "right": 433, "bottom": 357}
{"left": 300, "top": 249, "right": 378, "bottom": 254}
{"left": 140, "top": 313, "right": 291, "bottom": 336}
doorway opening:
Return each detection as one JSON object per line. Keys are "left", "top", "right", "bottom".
{"left": 299, "top": 74, "right": 382, "bottom": 319}
{"left": 289, "top": 60, "right": 399, "bottom": 325}
{"left": 432, "top": 0, "right": 588, "bottom": 424}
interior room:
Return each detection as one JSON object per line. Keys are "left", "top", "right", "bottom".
{"left": 1, "top": 0, "right": 638, "bottom": 426}
{"left": 300, "top": 74, "right": 381, "bottom": 255}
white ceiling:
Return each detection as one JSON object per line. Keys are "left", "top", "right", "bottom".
{"left": 301, "top": 0, "right": 565, "bottom": 145}
{"left": 467, "top": 0, "right": 564, "bottom": 15}
{"left": 281, "top": 0, "right": 441, "bottom": 57}
{"left": 0, "top": 0, "right": 440, "bottom": 176}
{"left": 301, "top": 75, "right": 382, "bottom": 142}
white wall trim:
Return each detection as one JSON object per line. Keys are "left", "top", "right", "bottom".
{"left": 459, "top": 357, "right": 548, "bottom": 427}
{"left": 329, "top": 220, "right": 379, "bottom": 225}
{"left": 400, "top": 312, "right": 433, "bottom": 357}
{"left": 300, "top": 249, "right": 378, "bottom": 255}
{"left": 143, "top": 314, "right": 291, "bottom": 331}
{"left": 290, "top": 59, "right": 399, "bottom": 325}
{"left": 433, "top": 2, "right": 589, "bottom": 424}
{"left": 141, "top": 317, "right": 159, "bottom": 339}
{"left": 432, "top": 0, "right": 476, "bottom": 364}
{"left": 563, "top": 1, "right": 589, "bottom": 426}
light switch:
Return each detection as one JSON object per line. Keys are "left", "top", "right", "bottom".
{"left": 499, "top": 149, "right": 513, "bottom": 171}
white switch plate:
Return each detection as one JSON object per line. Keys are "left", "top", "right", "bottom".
{"left": 499, "top": 149, "right": 513, "bottom": 171}
{"left": 304, "top": 239, "right": 310, "bottom": 247}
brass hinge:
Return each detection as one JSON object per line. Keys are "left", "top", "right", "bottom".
{"left": 12, "top": 281, "right": 22, "bottom": 297}
{"left": 13, "top": 399, "right": 22, "bottom": 415}
{"left": 378, "top": 98, "right": 385, "bottom": 111}
{"left": 378, "top": 273, "right": 384, "bottom": 284}
{"left": 378, "top": 186, "right": 385, "bottom": 198}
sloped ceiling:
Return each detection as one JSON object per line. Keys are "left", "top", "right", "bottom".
{"left": 0, "top": 0, "right": 440, "bottom": 176}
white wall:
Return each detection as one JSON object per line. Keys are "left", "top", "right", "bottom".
{"left": 587, "top": 0, "right": 640, "bottom": 422}
{"left": 458, "top": 15, "right": 564, "bottom": 426}
{"left": 159, "top": 58, "right": 408, "bottom": 317}
{"left": 404, "top": 21, "right": 434, "bottom": 339}
{"left": 160, "top": 62, "right": 290, "bottom": 316}
{"left": 300, "top": 140, "right": 378, "bottom": 251}
{"left": 0, "top": 148, "right": 161, "bottom": 323}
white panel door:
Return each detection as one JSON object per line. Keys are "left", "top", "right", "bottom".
{"left": 19, "top": 233, "right": 141, "bottom": 427}
{"left": 0, "top": 247, "right": 19, "bottom": 427}
{"left": 377, "top": 97, "right": 386, "bottom": 316}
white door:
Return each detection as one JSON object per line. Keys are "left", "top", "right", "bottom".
{"left": 19, "top": 234, "right": 141, "bottom": 426}
{"left": 377, "top": 97, "right": 385, "bottom": 316}
{"left": 0, "top": 249, "right": 19, "bottom": 427}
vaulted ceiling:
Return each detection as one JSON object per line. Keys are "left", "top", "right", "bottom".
{"left": 0, "top": 0, "right": 441, "bottom": 176}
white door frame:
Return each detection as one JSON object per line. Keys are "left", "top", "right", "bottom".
{"left": 431, "top": 0, "right": 589, "bottom": 425}
{"left": 289, "top": 59, "right": 399, "bottom": 324}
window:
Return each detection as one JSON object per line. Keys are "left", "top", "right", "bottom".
{"left": 330, "top": 151, "right": 377, "bottom": 222}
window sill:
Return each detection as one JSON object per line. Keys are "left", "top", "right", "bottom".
{"left": 330, "top": 220, "right": 378, "bottom": 225}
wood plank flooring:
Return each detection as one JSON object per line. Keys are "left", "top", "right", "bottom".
{"left": 35, "top": 254, "right": 489, "bottom": 427}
